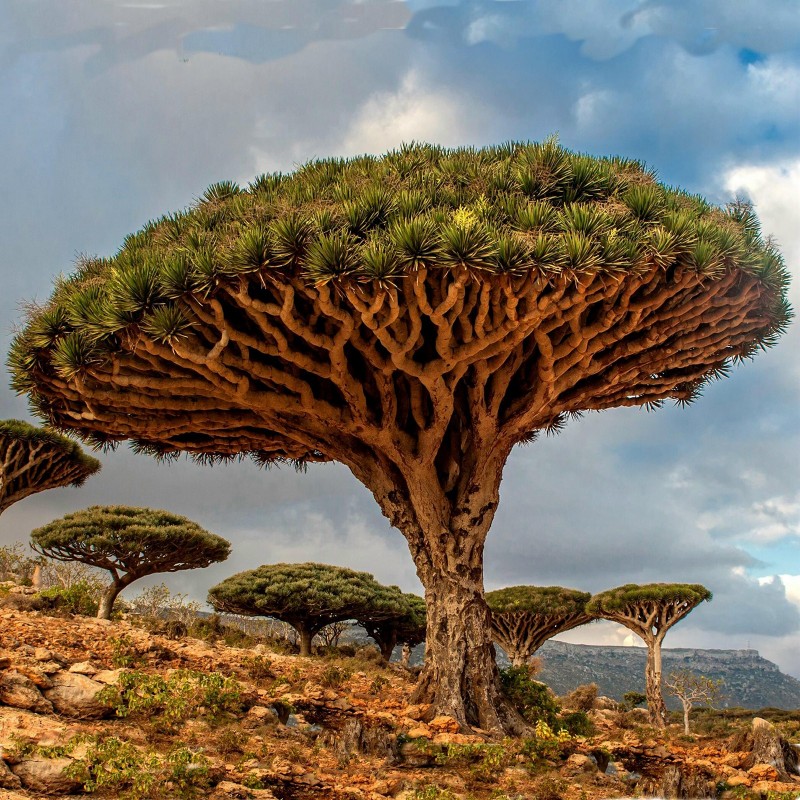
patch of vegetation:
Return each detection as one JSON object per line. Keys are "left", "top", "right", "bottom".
{"left": 320, "top": 664, "right": 352, "bottom": 688}
{"left": 411, "top": 786, "right": 458, "bottom": 800}
{"left": 39, "top": 580, "right": 101, "bottom": 616}
{"left": 500, "top": 666, "right": 561, "bottom": 728}
{"left": 436, "top": 741, "right": 512, "bottom": 780}
{"left": 98, "top": 669, "right": 245, "bottom": 731}
{"left": 108, "top": 634, "right": 145, "bottom": 668}
{"left": 65, "top": 736, "right": 211, "bottom": 799}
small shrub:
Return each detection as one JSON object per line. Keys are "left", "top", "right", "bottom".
{"left": 534, "top": 775, "right": 567, "bottom": 800}
{"left": 320, "top": 664, "right": 352, "bottom": 688}
{"left": 109, "top": 634, "right": 144, "bottom": 668}
{"left": 99, "top": 669, "right": 244, "bottom": 730}
{"left": 215, "top": 727, "right": 249, "bottom": 755}
{"left": 520, "top": 721, "right": 573, "bottom": 762}
{"left": 412, "top": 786, "right": 458, "bottom": 800}
{"left": 369, "top": 675, "right": 390, "bottom": 695}
{"left": 39, "top": 580, "right": 100, "bottom": 616}
{"left": 500, "top": 666, "right": 561, "bottom": 728}
{"left": 243, "top": 654, "right": 274, "bottom": 682}
{"left": 561, "top": 683, "right": 597, "bottom": 712}
{"left": 560, "top": 710, "right": 594, "bottom": 737}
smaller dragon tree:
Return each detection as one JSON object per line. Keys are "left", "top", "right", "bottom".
{"left": 587, "top": 583, "right": 712, "bottom": 728}
{"left": 665, "top": 670, "right": 724, "bottom": 735}
{"left": 486, "top": 586, "right": 593, "bottom": 667}
{"left": 30, "top": 505, "right": 231, "bottom": 619}
{"left": 360, "top": 592, "right": 426, "bottom": 662}
{"left": 0, "top": 420, "right": 101, "bottom": 516}
{"left": 208, "top": 562, "right": 406, "bottom": 656}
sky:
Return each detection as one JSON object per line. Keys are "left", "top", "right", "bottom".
{"left": 1, "top": 0, "right": 799, "bottom": 675}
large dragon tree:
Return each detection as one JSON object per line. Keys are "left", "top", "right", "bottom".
{"left": 8, "top": 141, "right": 790, "bottom": 733}
{"left": 587, "top": 583, "right": 712, "bottom": 728}
{"left": 0, "top": 419, "right": 100, "bottom": 515}
{"left": 31, "top": 505, "right": 231, "bottom": 619}
{"left": 486, "top": 586, "right": 593, "bottom": 667}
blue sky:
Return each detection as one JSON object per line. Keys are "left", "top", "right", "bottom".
{"left": 1, "top": 1, "right": 799, "bottom": 673}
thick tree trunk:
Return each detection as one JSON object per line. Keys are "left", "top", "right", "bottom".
{"left": 297, "top": 626, "right": 314, "bottom": 657}
{"left": 379, "top": 634, "right": 396, "bottom": 663}
{"left": 97, "top": 581, "right": 123, "bottom": 620}
{"left": 510, "top": 652, "right": 528, "bottom": 668}
{"left": 645, "top": 635, "right": 667, "bottom": 728}
{"left": 682, "top": 700, "right": 691, "bottom": 735}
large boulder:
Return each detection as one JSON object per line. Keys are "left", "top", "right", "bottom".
{"left": 0, "top": 672, "right": 52, "bottom": 714}
{"left": 42, "top": 672, "right": 111, "bottom": 719}
{"left": 11, "top": 757, "right": 81, "bottom": 794}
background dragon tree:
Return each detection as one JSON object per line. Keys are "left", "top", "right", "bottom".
{"left": 31, "top": 505, "right": 231, "bottom": 619}
{"left": 486, "top": 586, "right": 593, "bottom": 667}
{"left": 208, "top": 562, "right": 404, "bottom": 656}
{"left": 9, "top": 141, "right": 790, "bottom": 733}
{"left": 0, "top": 419, "right": 100, "bottom": 515}
{"left": 587, "top": 583, "right": 712, "bottom": 728}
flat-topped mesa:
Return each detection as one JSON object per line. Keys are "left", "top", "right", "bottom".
{"left": 487, "top": 586, "right": 593, "bottom": 667}
{"left": 9, "top": 140, "right": 791, "bottom": 733}
{"left": 0, "top": 419, "right": 101, "bottom": 515}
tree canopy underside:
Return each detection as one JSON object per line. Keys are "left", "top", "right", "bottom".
{"left": 0, "top": 421, "right": 100, "bottom": 514}
{"left": 9, "top": 142, "right": 790, "bottom": 521}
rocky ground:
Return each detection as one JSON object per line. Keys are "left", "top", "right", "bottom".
{"left": 1, "top": 592, "right": 799, "bottom": 799}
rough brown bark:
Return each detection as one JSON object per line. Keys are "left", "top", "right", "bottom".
{"left": 97, "top": 581, "right": 123, "bottom": 620}
{"left": 644, "top": 635, "right": 667, "bottom": 728}
{"left": 298, "top": 627, "right": 314, "bottom": 658}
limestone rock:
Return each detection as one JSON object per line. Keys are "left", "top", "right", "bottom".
{"left": 11, "top": 757, "right": 81, "bottom": 794}
{"left": 0, "top": 759, "right": 22, "bottom": 790}
{"left": 43, "top": 672, "right": 110, "bottom": 719}
{"left": 68, "top": 661, "right": 99, "bottom": 676}
{"left": 92, "top": 668, "right": 127, "bottom": 685}
{"left": 428, "top": 715, "right": 459, "bottom": 734}
{"left": 564, "top": 753, "right": 597, "bottom": 773}
{"left": 0, "top": 672, "right": 52, "bottom": 714}
{"left": 210, "top": 781, "right": 276, "bottom": 799}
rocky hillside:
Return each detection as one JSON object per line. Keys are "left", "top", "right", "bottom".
{"left": 2, "top": 595, "right": 800, "bottom": 799}
{"left": 534, "top": 642, "right": 800, "bottom": 710}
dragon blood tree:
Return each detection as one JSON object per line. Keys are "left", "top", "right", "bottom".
{"left": 359, "top": 591, "right": 426, "bottom": 662}
{"left": 8, "top": 141, "right": 790, "bottom": 732}
{"left": 587, "top": 583, "right": 712, "bottom": 728}
{"left": 0, "top": 419, "right": 100, "bottom": 515}
{"left": 31, "top": 505, "right": 231, "bottom": 619}
{"left": 208, "top": 562, "right": 404, "bottom": 656}
{"left": 486, "top": 586, "right": 593, "bottom": 667}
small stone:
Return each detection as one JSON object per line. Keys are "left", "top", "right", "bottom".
{"left": 406, "top": 726, "right": 431, "bottom": 739}
{"left": 92, "top": 668, "right": 127, "bottom": 685}
{"left": 565, "top": 753, "right": 597, "bottom": 773}
{"left": 748, "top": 763, "right": 780, "bottom": 781}
{"left": 726, "top": 774, "right": 751, "bottom": 787}
{"left": 43, "top": 672, "right": 111, "bottom": 719}
{"left": 400, "top": 703, "right": 430, "bottom": 721}
{"left": 247, "top": 705, "right": 278, "bottom": 721}
{"left": 331, "top": 697, "right": 353, "bottom": 712}
{"left": 428, "top": 715, "right": 459, "bottom": 734}
{"left": 11, "top": 757, "right": 81, "bottom": 794}
{"left": 68, "top": 661, "right": 99, "bottom": 676}
{"left": 0, "top": 671, "right": 53, "bottom": 713}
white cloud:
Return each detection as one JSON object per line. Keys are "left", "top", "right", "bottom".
{"left": 339, "top": 69, "right": 478, "bottom": 155}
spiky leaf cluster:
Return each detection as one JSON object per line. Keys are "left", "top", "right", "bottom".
{"left": 207, "top": 562, "right": 408, "bottom": 633}
{"left": 587, "top": 583, "right": 712, "bottom": 615}
{"left": 30, "top": 505, "right": 230, "bottom": 576}
{"left": 10, "top": 140, "right": 791, "bottom": 415}
{"left": 486, "top": 585, "right": 591, "bottom": 615}
{"left": 0, "top": 419, "right": 101, "bottom": 514}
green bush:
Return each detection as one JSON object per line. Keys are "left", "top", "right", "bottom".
{"left": 560, "top": 710, "right": 594, "bottom": 737}
{"left": 500, "top": 666, "right": 561, "bottom": 728}
{"left": 99, "top": 669, "right": 244, "bottom": 730}
{"left": 39, "top": 580, "right": 100, "bottom": 616}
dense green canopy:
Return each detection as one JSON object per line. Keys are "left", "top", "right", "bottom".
{"left": 486, "top": 585, "right": 591, "bottom": 615}
{"left": 359, "top": 591, "right": 426, "bottom": 661}
{"left": 31, "top": 505, "right": 230, "bottom": 618}
{"left": 587, "top": 583, "right": 712, "bottom": 615}
{"left": 9, "top": 140, "right": 790, "bottom": 459}
{"left": 0, "top": 419, "right": 101, "bottom": 514}
{"left": 208, "top": 562, "right": 407, "bottom": 655}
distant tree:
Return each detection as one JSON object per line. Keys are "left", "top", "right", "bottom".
{"left": 664, "top": 670, "right": 724, "bottom": 735}
{"left": 360, "top": 592, "right": 426, "bottom": 662}
{"left": 0, "top": 420, "right": 100, "bottom": 516}
{"left": 208, "top": 563, "right": 405, "bottom": 656}
{"left": 622, "top": 691, "right": 647, "bottom": 711}
{"left": 486, "top": 586, "right": 593, "bottom": 667}
{"left": 317, "top": 620, "right": 351, "bottom": 648}
{"left": 30, "top": 505, "right": 230, "bottom": 620}
{"left": 587, "top": 583, "right": 712, "bottom": 728}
